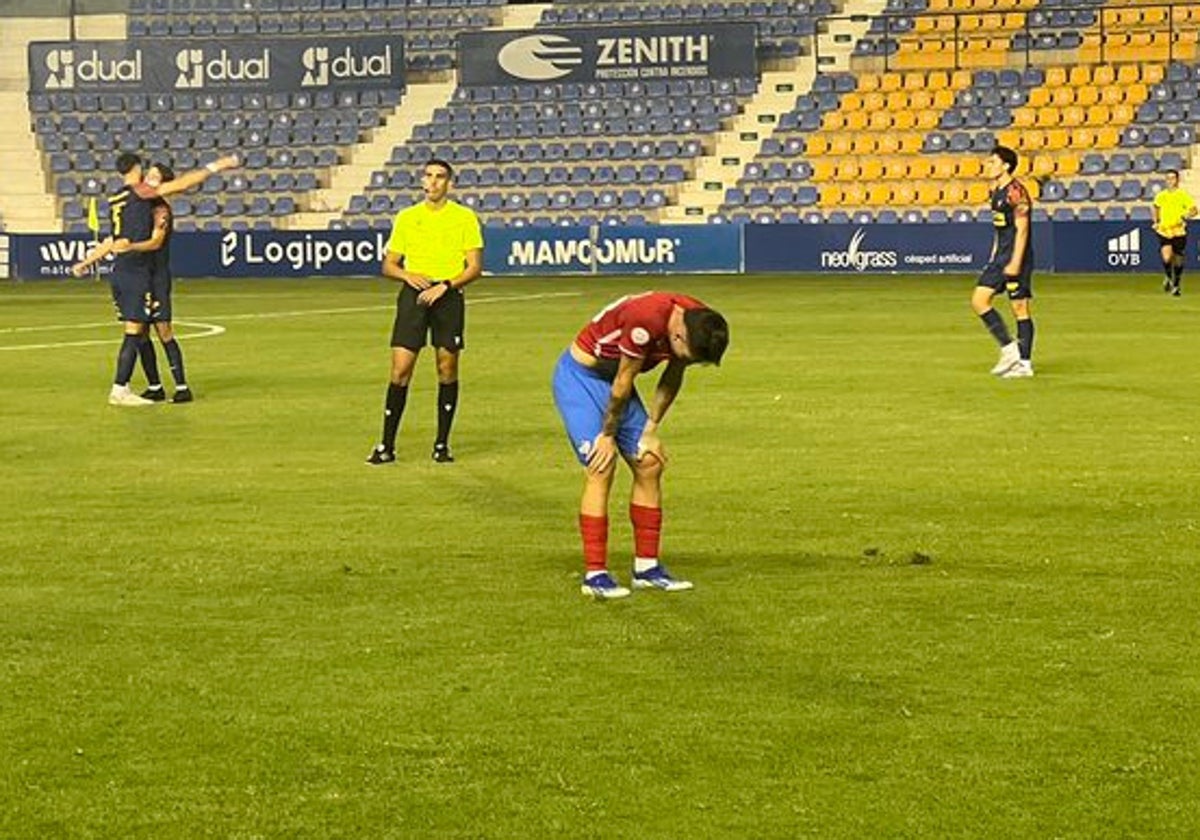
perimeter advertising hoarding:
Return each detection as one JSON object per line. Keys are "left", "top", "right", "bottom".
{"left": 28, "top": 36, "right": 404, "bottom": 93}
{"left": 457, "top": 23, "right": 757, "bottom": 86}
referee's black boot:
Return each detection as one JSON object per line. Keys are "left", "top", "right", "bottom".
{"left": 431, "top": 443, "right": 454, "bottom": 463}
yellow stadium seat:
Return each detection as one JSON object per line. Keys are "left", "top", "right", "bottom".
{"left": 932, "top": 88, "right": 957, "bottom": 109}
{"left": 841, "top": 92, "right": 864, "bottom": 111}
{"left": 1070, "top": 126, "right": 1096, "bottom": 148}
{"left": 1142, "top": 7, "right": 1168, "bottom": 26}
{"left": 1075, "top": 85, "right": 1100, "bottom": 106}
{"left": 958, "top": 158, "right": 983, "bottom": 178}
{"left": 948, "top": 70, "right": 970, "bottom": 89}
{"left": 914, "top": 110, "right": 939, "bottom": 130}
{"left": 1031, "top": 156, "right": 1056, "bottom": 178}
{"left": 1019, "top": 130, "right": 1046, "bottom": 151}
{"left": 860, "top": 158, "right": 884, "bottom": 180}
{"left": 959, "top": 13, "right": 982, "bottom": 32}
{"left": 1045, "top": 66, "right": 1068, "bottom": 87}
{"left": 1068, "top": 65, "right": 1091, "bottom": 87}
{"left": 851, "top": 133, "right": 878, "bottom": 155}
{"left": 897, "top": 158, "right": 922, "bottom": 179}
{"left": 1026, "top": 88, "right": 1050, "bottom": 108}
{"left": 857, "top": 73, "right": 881, "bottom": 92}
{"left": 1012, "top": 107, "right": 1036, "bottom": 127}
{"left": 822, "top": 111, "right": 847, "bottom": 131}
{"left": 897, "top": 133, "right": 923, "bottom": 154}
{"left": 843, "top": 183, "right": 867, "bottom": 205}
{"left": 1126, "top": 82, "right": 1149, "bottom": 102}
{"left": 811, "top": 160, "right": 837, "bottom": 181}
{"left": 876, "top": 134, "right": 900, "bottom": 154}
{"left": 941, "top": 183, "right": 967, "bottom": 205}
{"left": 893, "top": 110, "right": 917, "bottom": 131}
{"left": 1036, "top": 107, "right": 1060, "bottom": 127}
{"left": 818, "top": 184, "right": 843, "bottom": 206}
{"left": 879, "top": 72, "right": 903, "bottom": 92}
{"left": 930, "top": 156, "right": 955, "bottom": 180}
{"left": 1116, "top": 64, "right": 1140, "bottom": 84}
{"left": 861, "top": 91, "right": 884, "bottom": 111}
{"left": 884, "top": 90, "right": 908, "bottom": 110}
{"left": 1002, "top": 12, "right": 1024, "bottom": 29}
{"left": 845, "top": 111, "right": 870, "bottom": 131}
{"left": 1054, "top": 153, "right": 1079, "bottom": 177}
{"left": 1111, "top": 102, "right": 1133, "bottom": 123}
{"left": 965, "top": 182, "right": 991, "bottom": 204}
{"left": 1100, "top": 85, "right": 1124, "bottom": 105}
{"left": 1051, "top": 86, "right": 1075, "bottom": 106}
{"left": 904, "top": 71, "right": 926, "bottom": 90}
{"left": 908, "top": 89, "right": 934, "bottom": 110}
{"left": 995, "top": 129, "right": 1020, "bottom": 148}
{"left": 1094, "top": 126, "right": 1119, "bottom": 149}
{"left": 915, "top": 183, "right": 942, "bottom": 206}
{"left": 1044, "top": 128, "right": 1069, "bottom": 150}
{"left": 1085, "top": 103, "right": 1111, "bottom": 124}
{"left": 867, "top": 184, "right": 893, "bottom": 205}
{"left": 828, "top": 133, "right": 853, "bottom": 155}
{"left": 1092, "top": 65, "right": 1116, "bottom": 86}
{"left": 836, "top": 159, "right": 861, "bottom": 181}
{"left": 1142, "top": 64, "right": 1166, "bottom": 84}
{"left": 806, "top": 135, "right": 830, "bottom": 156}
{"left": 893, "top": 183, "right": 917, "bottom": 206}
{"left": 1060, "top": 105, "right": 1084, "bottom": 127}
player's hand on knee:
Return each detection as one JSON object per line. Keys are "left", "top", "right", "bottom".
{"left": 586, "top": 434, "right": 618, "bottom": 475}
{"left": 636, "top": 434, "right": 667, "bottom": 466}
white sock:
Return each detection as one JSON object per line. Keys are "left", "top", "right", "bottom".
{"left": 634, "top": 557, "right": 658, "bottom": 573}
{"left": 146, "top": 384, "right": 163, "bottom": 391}
{"left": 585, "top": 570, "right": 608, "bottom": 580}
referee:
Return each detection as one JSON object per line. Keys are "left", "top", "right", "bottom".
{"left": 367, "top": 158, "right": 484, "bottom": 465}
{"left": 1152, "top": 169, "right": 1197, "bottom": 296}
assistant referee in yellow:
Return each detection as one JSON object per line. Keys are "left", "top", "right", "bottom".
{"left": 1152, "top": 168, "right": 1197, "bottom": 297}
{"left": 367, "top": 158, "right": 484, "bottom": 465}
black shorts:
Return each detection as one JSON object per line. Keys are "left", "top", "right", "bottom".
{"left": 1155, "top": 232, "right": 1187, "bottom": 254}
{"left": 390, "top": 283, "right": 465, "bottom": 351}
{"left": 110, "top": 267, "right": 153, "bottom": 323}
{"left": 977, "top": 261, "right": 1033, "bottom": 301}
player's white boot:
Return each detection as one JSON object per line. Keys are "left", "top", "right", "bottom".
{"left": 990, "top": 341, "right": 1021, "bottom": 375}
{"left": 1001, "top": 361, "right": 1034, "bottom": 378}
{"left": 108, "top": 385, "right": 155, "bottom": 406}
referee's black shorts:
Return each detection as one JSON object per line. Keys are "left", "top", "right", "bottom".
{"left": 1155, "top": 232, "right": 1187, "bottom": 255}
{"left": 390, "top": 283, "right": 465, "bottom": 351}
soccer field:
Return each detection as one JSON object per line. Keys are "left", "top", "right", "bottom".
{"left": 2, "top": 272, "right": 1198, "bottom": 837}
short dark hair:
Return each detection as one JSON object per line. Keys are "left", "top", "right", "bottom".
{"left": 116, "top": 152, "right": 143, "bottom": 175}
{"left": 1165, "top": 168, "right": 1180, "bottom": 179}
{"left": 991, "top": 144, "right": 1018, "bottom": 174}
{"left": 151, "top": 161, "right": 175, "bottom": 182}
{"left": 426, "top": 158, "right": 454, "bottom": 179}
{"left": 683, "top": 308, "right": 729, "bottom": 365}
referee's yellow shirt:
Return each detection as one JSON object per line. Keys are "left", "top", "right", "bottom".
{"left": 1154, "top": 188, "right": 1196, "bottom": 237}
{"left": 387, "top": 200, "right": 483, "bottom": 280}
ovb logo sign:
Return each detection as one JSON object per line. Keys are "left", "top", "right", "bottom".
{"left": 1107, "top": 228, "right": 1141, "bottom": 267}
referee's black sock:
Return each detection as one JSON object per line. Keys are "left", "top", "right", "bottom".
{"left": 979, "top": 309, "right": 1013, "bottom": 346}
{"left": 1017, "top": 318, "right": 1035, "bottom": 362}
{"left": 381, "top": 383, "right": 408, "bottom": 452}
{"left": 1164, "top": 260, "right": 1175, "bottom": 283}
{"left": 114, "top": 334, "right": 142, "bottom": 387}
{"left": 1173, "top": 262, "right": 1184, "bottom": 286}
{"left": 138, "top": 335, "right": 162, "bottom": 389}
{"left": 435, "top": 381, "right": 459, "bottom": 448}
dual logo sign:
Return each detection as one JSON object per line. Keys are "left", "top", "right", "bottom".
{"left": 28, "top": 36, "right": 404, "bottom": 93}
{"left": 4, "top": 223, "right": 1191, "bottom": 280}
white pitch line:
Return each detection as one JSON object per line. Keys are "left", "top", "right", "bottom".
{"left": 0, "top": 290, "right": 582, "bottom": 351}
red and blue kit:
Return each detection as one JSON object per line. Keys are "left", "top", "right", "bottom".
{"left": 572, "top": 291, "right": 707, "bottom": 374}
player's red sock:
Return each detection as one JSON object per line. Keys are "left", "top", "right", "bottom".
{"left": 630, "top": 504, "right": 662, "bottom": 561}
{"left": 579, "top": 514, "right": 609, "bottom": 573}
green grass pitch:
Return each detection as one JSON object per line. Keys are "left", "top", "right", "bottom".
{"left": 2, "top": 272, "right": 1199, "bottom": 837}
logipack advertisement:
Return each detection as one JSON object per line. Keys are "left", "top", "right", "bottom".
{"left": 28, "top": 36, "right": 405, "bottom": 94}
{"left": 457, "top": 23, "right": 756, "bottom": 86}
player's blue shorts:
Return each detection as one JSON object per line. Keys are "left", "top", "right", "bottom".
{"left": 552, "top": 350, "right": 648, "bottom": 466}
{"left": 977, "top": 259, "right": 1033, "bottom": 300}
{"left": 109, "top": 267, "right": 153, "bottom": 323}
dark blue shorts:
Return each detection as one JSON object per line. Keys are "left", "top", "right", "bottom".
{"left": 551, "top": 350, "right": 648, "bottom": 466}
{"left": 977, "top": 261, "right": 1033, "bottom": 300}
{"left": 110, "top": 268, "right": 153, "bottom": 323}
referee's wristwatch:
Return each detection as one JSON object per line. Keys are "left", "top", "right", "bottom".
{"left": 442, "top": 280, "right": 455, "bottom": 291}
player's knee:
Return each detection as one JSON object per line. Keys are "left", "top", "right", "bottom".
{"left": 634, "top": 452, "right": 665, "bottom": 480}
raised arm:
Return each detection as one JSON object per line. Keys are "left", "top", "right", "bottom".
{"left": 155, "top": 154, "right": 239, "bottom": 197}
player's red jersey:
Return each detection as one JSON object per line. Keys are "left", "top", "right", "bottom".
{"left": 572, "top": 291, "right": 707, "bottom": 372}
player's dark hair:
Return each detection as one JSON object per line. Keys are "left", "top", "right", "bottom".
{"left": 116, "top": 152, "right": 142, "bottom": 175}
{"left": 683, "top": 308, "right": 729, "bottom": 366}
{"left": 151, "top": 161, "right": 176, "bottom": 182}
{"left": 426, "top": 158, "right": 454, "bottom": 179}
{"left": 1165, "top": 168, "right": 1180, "bottom": 179}
{"left": 991, "top": 144, "right": 1018, "bottom": 174}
